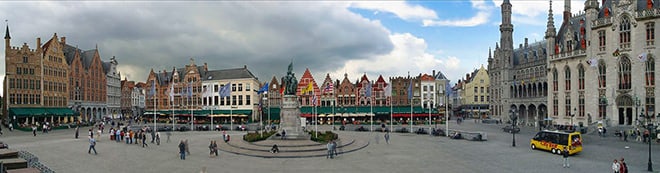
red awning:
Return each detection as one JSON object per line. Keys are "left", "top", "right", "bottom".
{"left": 300, "top": 114, "right": 313, "bottom": 118}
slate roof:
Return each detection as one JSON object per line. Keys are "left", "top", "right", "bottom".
{"left": 102, "top": 62, "right": 111, "bottom": 74}
{"left": 81, "top": 50, "right": 97, "bottom": 69}
{"left": 434, "top": 71, "right": 448, "bottom": 80}
{"left": 512, "top": 40, "right": 547, "bottom": 66}
{"left": 62, "top": 44, "right": 80, "bottom": 65}
{"left": 202, "top": 67, "right": 257, "bottom": 81}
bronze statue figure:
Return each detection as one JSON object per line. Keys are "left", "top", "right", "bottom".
{"left": 281, "top": 61, "right": 298, "bottom": 95}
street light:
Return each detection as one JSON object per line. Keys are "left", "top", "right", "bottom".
{"left": 510, "top": 108, "right": 518, "bottom": 147}
{"left": 643, "top": 108, "right": 654, "bottom": 172}
{"left": 571, "top": 107, "right": 576, "bottom": 131}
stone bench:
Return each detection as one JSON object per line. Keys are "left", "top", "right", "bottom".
{"left": 6, "top": 168, "right": 40, "bottom": 173}
{"left": 447, "top": 129, "right": 488, "bottom": 141}
{"left": 0, "top": 158, "right": 28, "bottom": 170}
{"left": 0, "top": 149, "right": 18, "bottom": 159}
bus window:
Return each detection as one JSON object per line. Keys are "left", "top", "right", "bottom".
{"left": 571, "top": 135, "right": 582, "bottom": 146}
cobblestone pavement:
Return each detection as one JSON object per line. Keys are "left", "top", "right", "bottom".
{"left": 0, "top": 120, "right": 658, "bottom": 173}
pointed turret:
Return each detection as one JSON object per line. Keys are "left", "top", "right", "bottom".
{"left": 499, "top": 0, "right": 513, "bottom": 51}
{"left": 546, "top": 0, "right": 556, "bottom": 38}
{"left": 584, "top": 0, "right": 599, "bottom": 11}
{"left": 563, "top": 0, "right": 571, "bottom": 23}
{"left": 4, "top": 24, "right": 9, "bottom": 39}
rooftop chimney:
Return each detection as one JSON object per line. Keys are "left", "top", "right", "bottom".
{"left": 61, "top": 37, "right": 66, "bottom": 45}
{"left": 524, "top": 38, "right": 528, "bottom": 48}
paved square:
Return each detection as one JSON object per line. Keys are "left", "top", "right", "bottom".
{"left": 1, "top": 121, "right": 658, "bottom": 173}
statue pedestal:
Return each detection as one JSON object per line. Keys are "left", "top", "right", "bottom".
{"left": 279, "top": 95, "right": 308, "bottom": 140}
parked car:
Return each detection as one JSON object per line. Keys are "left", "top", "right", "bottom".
{"left": 215, "top": 125, "right": 229, "bottom": 131}
{"left": 502, "top": 125, "right": 520, "bottom": 133}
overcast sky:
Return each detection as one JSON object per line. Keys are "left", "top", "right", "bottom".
{"left": 0, "top": 1, "right": 582, "bottom": 94}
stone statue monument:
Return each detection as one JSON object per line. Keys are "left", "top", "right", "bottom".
{"left": 281, "top": 62, "right": 298, "bottom": 95}
{"left": 278, "top": 61, "right": 306, "bottom": 140}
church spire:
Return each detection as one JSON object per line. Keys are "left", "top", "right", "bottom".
{"left": 499, "top": 0, "right": 513, "bottom": 50}
{"left": 4, "top": 20, "right": 10, "bottom": 40}
{"left": 563, "top": 0, "right": 571, "bottom": 23}
{"left": 546, "top": 0, "right": 556, "bottom": 38}
{"left": 488, "top": 47, "right": 492, "bottom": 59}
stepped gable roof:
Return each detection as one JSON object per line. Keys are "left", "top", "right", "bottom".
{"left": 203, "top": 67, "right": 257, "bottom": 81}
{"left": 375, "top": 75, "right": 387, "bottom": 85}
{"left": 300, "top": 68, "right": 315, "bottom": 81}
{"left": 155, "top": 71, "right": 172, "bottom": 85}
{"left": 420, "top": 74, "right": 434, "bottom": 81}
{"left": 512, "top": 40, "right": 547, "bottom": 66}
{"left": 357, "top": 74, "right": 369, "bottom": 88}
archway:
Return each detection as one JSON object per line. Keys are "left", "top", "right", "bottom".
{"left": 518, "top": 104, "right": 527, "bottom": 125}
{"left": 528, "top": 104, "right": 537, "bottom": 127}
{"left": 616, "top": 94, "right": 634, "bottom": 125}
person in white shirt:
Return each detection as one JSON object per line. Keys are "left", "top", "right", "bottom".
{"left": 612, "top": 159, "right": 620, "bottom": 173}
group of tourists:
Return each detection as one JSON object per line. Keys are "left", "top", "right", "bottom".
{"left": 614, "top": 127, "right": 660, "bottom": 144}
{"left": 326, "top": 140, "right": 338, "bottom": 159}
{"left": 611, "top": 157, "right": 628, "bottom": 173}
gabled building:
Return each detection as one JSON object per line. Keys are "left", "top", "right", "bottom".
{"left": 319, "top": 74, "right": 336, "bottom": 107}
{"left": 357, "top": 74, "right": 372, "bottom": 106}
{"left": 4, "top": 27, "right": 76, "bottom": 126}
{"left": 372, "top": 75, "right": 388, "bottom": 106}
{"left": 296, "top": 68, "right": 320, "bottom": 106}
{"left": 337, "top": 73, "right": 356, "bottom": 107}
{"left": 103, "top": 57, "right": 121, "bottom": 118}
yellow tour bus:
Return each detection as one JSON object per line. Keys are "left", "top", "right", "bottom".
{"left": 530, "top": 130, "right": 582, "bottom": 155}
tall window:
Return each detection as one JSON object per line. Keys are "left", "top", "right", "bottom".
{"left": 620, "top": 16, "right": 631, "bottom": 48}
{"left": 579, "top": 95, "right": 585, "bottom": 117}
{"left": 552, "top": 68, "right": 558, "bottom": 91}
{"left": 618, "top": 56, "right": 631, "bottom": 89}
{"left": 598, "top": 60, "right": 607, "bottom": 88}
{"left": 565, "top": 66, "right": 571, "bottom": 91}
{"left": 647, "top": 22, "right": 655, "bottom": 46}
{"left": 565, "top": 95, "right": 571, "bottom": 117}
{"left": 599, "top": 30, "right": 607, "bottom": 51}
{"left": 553, "top": 96, "right": 559, "bottom": 116}
{"left": 578, "top": 65, "right": 585, "bottom": 90}
{"left": 647, "top": 96, "right": 655, "bottom": 117}
{"left": 646, "top": 56, "right": 655, "bottom": 86}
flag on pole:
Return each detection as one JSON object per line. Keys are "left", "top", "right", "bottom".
{"left": 219, "top": 82, "right": 232, "bottom": 98}
{"left": 384, "top": 83, "right": 392, "bottom": 97}
{"left": 257, "top": 82, "right": 269, "bottom": 94}
{"left": 302, "top": 82, "right": 313, "bottom": 94}
{"left": 586, "top": 57, "right": 598, "bottom": 68}
{"left": 312, "top": 95, "right": 317, "bottom": 106}
{"left": 187, "top": 82, "right": 193, "bottom": 98}
{"left": 323, "top": 83, "right": 333, "bottom": 93}
{"left": 612, "top": 48, "right": 620, "bottom": 57}
{"left": 407, "top": 80, "right": 413, "bottom": 100}
{"left": 638, "top": 52, "right": 648, "bottom": 62}
{"left": 365, "top": 82, "right": 372, "bottom": 97}
{"left": 169, "top": 84, "right": 174, "bottom": 101}
{"left": 150, "top": 80, "right": 156, "bottom": 98}
{"left": 445, "top": 81, "right": 452, "bottom": 97}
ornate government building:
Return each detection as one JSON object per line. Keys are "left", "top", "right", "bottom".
{"left": 490, "top": 0, "right": 660, "bottom": 128}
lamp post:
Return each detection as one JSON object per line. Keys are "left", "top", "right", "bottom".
{"left": 571, "top": 107, "right": 576, "bottom": 131}
{"left": 510, "top": 108, "right": 518, "bottom": 147}
{"left": 642, "top": 108, "right": 654, "bottom": 172}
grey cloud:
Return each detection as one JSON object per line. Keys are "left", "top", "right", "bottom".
{"left": 1, "top": 1, "right": 393, "bottom": 83}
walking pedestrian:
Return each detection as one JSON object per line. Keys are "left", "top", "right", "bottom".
{"left": 332, "top": 140, "right": 338, "bottom": 157}
{"left": 141, "top": 132, "right": 148, "bottom": 148}
{"left": 166, "top": 131, "right": 171, "bottom": 143}
{"left": 151, "top": 128, "right": 155, "bottom": 143}
{"left": 208, "top": 140, "right": 218, "bottom": 157}
{"left": 562, "top": 147, "right": 570, "bottom": 168}
{"left": 88, "top": 136, "right": 98, "bottom": 155}
{"left": 619, "top": 158, "right": 628, "bottom": 173}
{"left": 156, "top": 132, "right": 161, "bottom": 145}
{"left": 32, "top": 125, "right": 37, "bottom": 136}
{"left": 384, "top": 131, "right": 390, "bottom": 144}
{"left": 75, "top": 126, "right": 79, "bottom": 139}
{"left": 326, "top": 141, "right": 333, "bottom": 159}
{"left": 178, "top": 140, "right": 186, "bottom": 160}
{"left": 636, "top": 128, "right": 642, "bottom": 142}
{"left": 622, "top": 130, "right": 627, "bottom": 142}
{"left": 8, "top": 123, "right": 13, "bottom": 132}
{"left": 281, "top": 130, "right": 286, "bottom": 140}
{"left": 612, "top": 159, "right": 620, "bottom": 173}
{"left": 184, "top": 139, "right": 190, "bottom": 155}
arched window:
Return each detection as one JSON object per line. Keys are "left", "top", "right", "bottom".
{"left": 618, "top": 56, "right": 632, "bottom": 89}
{"left": 565, "top": 66, "right": 571, "bottom": 91}
{"left": 598, "top": 60, "right": 607, "bottom": 88}
{"left": 578, "top": 64, "right": 585, "bottom": 90}
{"left": 553, "top": 68, "right": 558, "bottom": 91}
{"left": 646, "top": 55, "right": 655, "bottom": 86}
{"left": 619, "top": 16, "right": 631, "bottom": 48}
